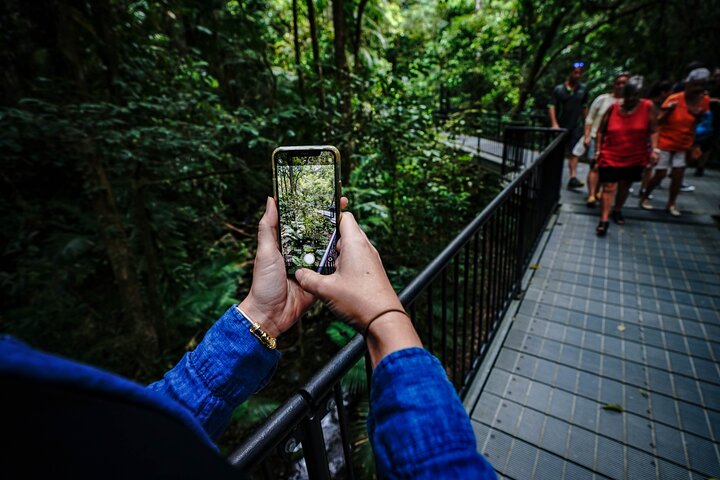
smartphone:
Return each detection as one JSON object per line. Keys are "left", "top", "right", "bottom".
{"left": 272, "top": 146, "right": 341, "bottom": 275}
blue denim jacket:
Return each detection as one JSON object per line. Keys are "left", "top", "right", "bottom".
{"left": 1, "top": 305, "right": 495, "bottom": 478}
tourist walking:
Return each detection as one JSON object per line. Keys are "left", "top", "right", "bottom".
{"left": 580, "top": 72, "right": 628, "bottom": 206}
{"left": 594, "top": 81, "right": 658, "bottom": 236}
{"left": 549, "top": 62, "right": 589, "bottom": 190}
{"left": 639, "top": 68, "right": 713, "bottom": 217}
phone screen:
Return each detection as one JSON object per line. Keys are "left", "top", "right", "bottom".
{"left": 274, "top": 149, "right": 339, "bottom": 275}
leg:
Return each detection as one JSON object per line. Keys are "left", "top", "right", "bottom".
{"left": 642, "top": 168, "right": 667, "bottom": 198}
{"left": 639, "top": 166, "right": 652, "bottom": 196}
{"left": 667, "top": 166, "right": 685, "bottom": 209}
{"left": 615, "top": 180, "right": 632, "bottom": 212}
{"left": 566, "top": 154, "right": 584, "bottom": 189}
{"left": 597, "top": 181, "right": 615, "bottom": 236}
{"left": 612, "top": 180, "right": 631, "bottom": 224}
{"left": 600, "top": 182, "right": 617, "bottom": 222}
{"left": 587, "top": 163, "right": 599, "bottom": 204}
{"left": 569, "top": 154, "right": 579, "bottom": 179}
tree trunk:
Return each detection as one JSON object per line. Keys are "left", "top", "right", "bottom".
{"left": 332, "top": 0, "right": 353, "bottom": 183}
{"left": 132, "top": 163, "right": 167, "bottom": 351}
{"left": 352, "top": 0, "right": 369, "bottom": 68}
{"left": 83, "top": 144, "right": 159, "bottom": 372}
{"left": 305, "top": 0, "right": 325, "bottom": 107}
{"left": 292, "top": 0, "right": 306, "bottom": 102}
{"left": 56, "top": 1, "right": 158, "bottom": 373}
{"left": 511, "top": 11, "right": 564, "bottom": 118}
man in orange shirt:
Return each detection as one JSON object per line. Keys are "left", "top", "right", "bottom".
{"left": 639, "top": 68, "right": 714, "bottom": 216}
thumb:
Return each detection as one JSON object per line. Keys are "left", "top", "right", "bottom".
{"left": 295, "top": 268, "right": 329, "bottom": 298}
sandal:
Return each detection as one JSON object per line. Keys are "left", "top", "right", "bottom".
{"left": 586, "top": 196, "right": 597, "bottom": 208}
{"left": 611, "top": 210, "right": 625, "bottom": 225}
{"left": 596, "top": 221, "right": 609, "bottom": 237}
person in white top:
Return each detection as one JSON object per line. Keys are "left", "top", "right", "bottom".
{"left": 574, "top": 72, "right": 629, "bottom": 206}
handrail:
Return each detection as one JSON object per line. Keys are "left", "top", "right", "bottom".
{"left": 230, "top": 126, "right": 568, "bottom": 477}
{"left": 399, "top": 129, "right": 566, "bottom": 303}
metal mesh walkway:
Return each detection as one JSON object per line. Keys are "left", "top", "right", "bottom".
{"left": 467, "top": 166, "right": 720, "bottom": 479}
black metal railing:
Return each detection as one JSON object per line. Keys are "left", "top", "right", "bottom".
{"left": 437, "top": 109, "right": 548, "bottom": 162}
{"left": 501, "top": 126, "right": 564, "bottom": 176}
{"left": 229, "top": 127, "right": 568, "bottom": 479}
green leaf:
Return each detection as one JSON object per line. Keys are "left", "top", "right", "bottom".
{"left": 602, "top": 403, "right": 624, "bottom": 413}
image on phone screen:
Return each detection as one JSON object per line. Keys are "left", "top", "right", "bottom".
{"left": 274, "top": 150, "right": 338, "bottom": 275}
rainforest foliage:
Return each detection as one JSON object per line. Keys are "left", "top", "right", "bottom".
{"left": 1, "top": 0, "right": 718, "bottom": 463}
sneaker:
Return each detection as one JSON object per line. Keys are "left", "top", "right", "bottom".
{"left": 567, "top": 177, "right": 585, "bottom": 189}
{"left": 667, "top": 205, "right": 681, "bottom": 217}
{"left": 639, "top": 199, "right": 654, "bottom": 210}
{"left": 681, "top": 183, "right": 695, "bottom": 193}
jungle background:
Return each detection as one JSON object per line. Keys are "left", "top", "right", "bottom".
{"left": 1, "top": 0, "right": 719, "bottom": 472}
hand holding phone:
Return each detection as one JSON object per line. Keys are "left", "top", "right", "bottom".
{"left": 272, "top": 146, "right": 341, "bottom": 275}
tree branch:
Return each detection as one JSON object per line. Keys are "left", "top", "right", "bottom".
{"left": 534, "top": 0, "right": 662, "bottom": 83}
{"left": 148, "top": 167, "right": 248, "bottom": 186}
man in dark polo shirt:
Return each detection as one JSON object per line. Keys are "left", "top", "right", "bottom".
{"left": 549, "top": 62, "right": 589, "bottom": 189}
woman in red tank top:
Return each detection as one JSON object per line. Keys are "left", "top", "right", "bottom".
{"left": 593, "top": 82, "right": 659, "bottom": 236}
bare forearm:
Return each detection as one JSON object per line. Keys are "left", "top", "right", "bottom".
{"left": 366, "top": 313, "right": 423, "bottom": 368}
{"left": 549, "top": 107, "right": 558, "bottom": 128}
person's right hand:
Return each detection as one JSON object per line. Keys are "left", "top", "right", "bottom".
{"left": 294, "top": 212, "right": 403, "bottom": 331}
{"left": 295, "top": 212, "right": 422, "bottom": 366}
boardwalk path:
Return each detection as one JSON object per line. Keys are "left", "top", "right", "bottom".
{"left": 465, "top": 163, "right": 720, "bottom": 479}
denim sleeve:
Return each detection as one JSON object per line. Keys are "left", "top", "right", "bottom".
{"left": 147, "top": 305, "right": 280, "bottom": 440}
{"left": 368, "top": 347, "right": 497, "bottom": 479}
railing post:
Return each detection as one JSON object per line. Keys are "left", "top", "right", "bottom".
{"left": 515, "top": 180, "right": 529, "bottom": 295}
{"left": 501, "top": 128, "right": 508, "bottom": 176}
{"left": 301, "top": 414, "right": 331, "bottom": 480}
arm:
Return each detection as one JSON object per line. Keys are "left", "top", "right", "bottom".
{"left": 658, "top": 97, "right": 677, "bottom": 125}
{"left": 149, "top": 197, "right": 341, "bottom": 439}
{"left": 147, "top": 306, "right": 280, "bottom": 439}
{"left": 648, "top": 103, "right": 659, "bottom": 164}
{"left": 593, "top": 107, "right": 611, "bottom": 162}
{"left": 295, "top": 214, "right": 496, "bottom": 479}
{"left": 583, "top": 95, "right": 603, "bottom": 144}
{"left": 368, "top": 348, "right": 496, "bottom": 479}
{"left": 549, "top": 105, "right": 559, "bottom": 129}
{"left": 583, "top": 123, "right": 592, "bottom": 145}
{"left": 548, "top": 86, "right": 560, "bottom": 129}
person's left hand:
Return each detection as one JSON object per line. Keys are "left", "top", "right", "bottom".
{"left": 239, "top": 196, "right": 347, "bottom": 337}
{"left": 649, "top": 150, "right": 660, "bottom": 164}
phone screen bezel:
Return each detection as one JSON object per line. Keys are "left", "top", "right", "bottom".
{"left": 271, "top": 146, "right": 341, "bottom": 276}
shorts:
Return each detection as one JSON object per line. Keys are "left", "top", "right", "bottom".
{"left": 572, "top": 137, "right": 597, "bottom": 165}
{"left": 598, "top": 165, "right": 644, "bottom": 184}
{"left": 655, "top": 150, "right": 686, "bottom": 169}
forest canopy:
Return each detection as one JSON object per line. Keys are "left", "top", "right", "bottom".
{"left": 1, "top": 0, "right": 718, "bottom": 381}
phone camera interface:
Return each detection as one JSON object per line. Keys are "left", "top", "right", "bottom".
{"left": 276, "top": 151, "right": 337, "bottom": 275}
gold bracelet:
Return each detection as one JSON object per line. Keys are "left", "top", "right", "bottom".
{"left": 237, "top": 306, "right": 277, "bottom": 350}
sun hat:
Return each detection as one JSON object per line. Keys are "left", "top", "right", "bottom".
{"left": 686, "top": 68, "right": 711, "bottom": 82}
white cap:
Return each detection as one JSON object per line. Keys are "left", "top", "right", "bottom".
{"left": 686, "top": 68, "right": 711, "bottom": 82}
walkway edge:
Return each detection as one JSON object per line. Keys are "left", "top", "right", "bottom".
{"left": 462, "top": 206, "right": 562, "bottom": 413}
